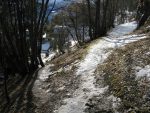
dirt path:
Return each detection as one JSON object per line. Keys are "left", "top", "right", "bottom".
{"left": 1, "top": 22, "right": 147, "bottom": 113}
{"left": 54, "top": 22, "right": 147, "bottom": 113}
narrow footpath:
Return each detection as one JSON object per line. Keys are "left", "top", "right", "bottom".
{"left": 54, "top": 22, "right": 146, "bottom": 113}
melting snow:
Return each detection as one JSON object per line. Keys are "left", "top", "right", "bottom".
{"left": 135, "top": 65, "right": 150, "bottom": 78}
{"left": 145, "top": 52, "right": 150, "bottom": 55}
{"left": 109, "top": 21, "right": 137, "bottom": 37}
{"left": 57, "top": 22, "right": 147, "bottom": 113}
{"left": 146, "top": 26, "right": 150, "bottom": 29}
{"left": 42, "top": 52, "right": 56, "bottom": 63}
{"left": 38, "top": 64, "right": 52, "bottom": 81}
{"left": 108, "top": 95, "right": 121, "bottom": 110}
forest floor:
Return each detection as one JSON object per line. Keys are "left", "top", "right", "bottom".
{"left": 0, "top": 21, "right": 150, "bottom": 113}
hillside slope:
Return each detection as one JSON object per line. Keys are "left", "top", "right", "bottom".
{"left": 54, "top": 22, "right": 148, "bottom": 113}
{"left": 88, "top": 23, "right": 150, "bottom": 113}
{"left": 1, "top": 21, "right": 149, "bottom": 113}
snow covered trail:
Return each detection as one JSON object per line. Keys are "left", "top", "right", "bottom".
{"left": 56, "top": 22, "right": 147, "bottom": 113}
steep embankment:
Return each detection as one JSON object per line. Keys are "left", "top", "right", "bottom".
{"left": 88, "top": 24, "right": 150, "bottom": 112}
{"left": 1, "top": 21, "right": 149, "bottom": 113}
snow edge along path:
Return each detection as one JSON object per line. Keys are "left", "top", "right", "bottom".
{"left": 56, "top": 22, "right": 147, "bottom": 113}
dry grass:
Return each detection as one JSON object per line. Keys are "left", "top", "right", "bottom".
{"left": 50, "top": 38, "right": 101, "bottom": 71}
{"left": 96, "top": 36, "right": 150, "bottom": 112}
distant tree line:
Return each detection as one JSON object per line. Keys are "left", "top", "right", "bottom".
{"left": 85, "top": 0, "right": 136, "bottom": 38}
{"left": 0, "top": 0, "right": 138, "bottom": 75}
{"left": 47, "top": 0, "right": 136, "bottom": 52}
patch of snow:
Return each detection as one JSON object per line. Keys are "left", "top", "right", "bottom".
{"left": 135, "top": 65, "right": 150, "bottom": 78}
{"left": 43, "top": 33, "right": 47, "bottom": 38}
{"left": 146, "top": 26, "right": 150, "bottom": 29}
{"left": 57, "top": 86, "right": 66, "bottom": 91}
{"left": 108, "top": 95, "right": 121, "bottom": 111}
{"left": 57, "top": 22, "right": 147, "bottom": 113}
{"left": 70, "top": 40, "right": 78, "bottom": 47}
{"left": 103, "top": 34, "right": 146, "bottom": 48}
{"left": 42, "top": 52, "right": 56, "bottom": 63}
{"left": 57, "top": 86, "right": 108, "bottom": 113}
{"left": 38, "top": 64, "right": 52, "bottom": 81}
{"left": 32, "top": 65, "right": 54, "bottom": 105}
{"left": 145, "top": 52, "right": 150, "bottom": 55}
{"left": 109, "top": 21, "right": 137, "bottom": 37}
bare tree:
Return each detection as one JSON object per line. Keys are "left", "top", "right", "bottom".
{"left": 0, "top": 0, "right": 56, "bottom": 102}
{"left": 137, "top": 0, "right": 150, "bottom": 29}
{"left": 0, "top": 0, "right": 56, "bottom": 74}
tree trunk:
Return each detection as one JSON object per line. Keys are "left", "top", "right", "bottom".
{"left": 86, "top": 0, "right": 93, "bottom": 40}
